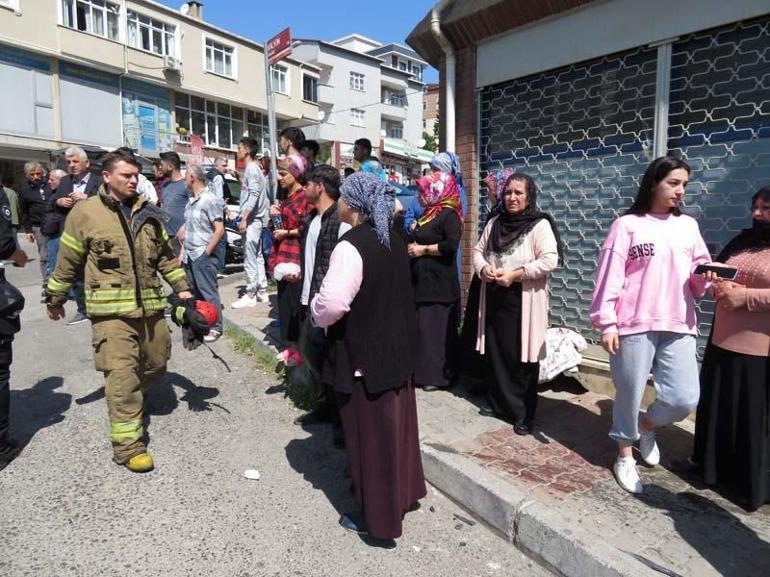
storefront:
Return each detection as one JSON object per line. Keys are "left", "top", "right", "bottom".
{"left": 121, "top": 78, "right": 174, "bottom": 158}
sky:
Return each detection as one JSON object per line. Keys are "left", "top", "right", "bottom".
{"left": 155, "top": 0, "right": 439, "bottom": 82}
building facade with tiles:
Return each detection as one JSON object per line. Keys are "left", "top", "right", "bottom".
{"left": 408, "top": 0, "right": 770, "bottom": 352}
{"left": 0, "top": 0, "right": 318, "bottom": 181}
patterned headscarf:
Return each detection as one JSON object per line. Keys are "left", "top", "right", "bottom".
{"left": 430, "top": 152, "right": 467, "bottom": 204}
{"left": 484, "top": 167, "right": 514, "bottom": 207}
{"left": 416, "top": 171, "right": 463, "bottom": 227}
{"left": 277, "top": 154, "right": 307, "bottom": 180}
{"left": 340, "top": 172, "right": 395, "bottom": 247}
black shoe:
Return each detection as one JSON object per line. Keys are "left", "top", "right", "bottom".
{"left": 479, "top": 405, "right": 498, "bottom": 417}
{"left": 422, "top": 385, "right": 439, "bottom": 392}
{"left": 513, "top": 420, "right": 531, "bottom": 436}
{"left": 340, "top": 512, "right": 368, "bottom": 535}
{"left": 363, "top": 537, "right": 397, "bottom": 550}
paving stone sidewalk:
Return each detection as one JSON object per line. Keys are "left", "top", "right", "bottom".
{"left": 217, "top": 273, "right": 770, "bottom": 577}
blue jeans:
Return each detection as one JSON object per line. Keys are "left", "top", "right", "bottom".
{"left": 261, "top": 227, "right": 273, "bottom": 275}
{"left": 215, "top": 235, "right": 226, "bottom": 274}
{"left": 184, "top": 252, "right": 222, "bottom": 333}
{"left": 608, "top": 331, "right": 700, "bottom": 444}
{"left": 47, "top": 236, "right": 85, "bottom": 315}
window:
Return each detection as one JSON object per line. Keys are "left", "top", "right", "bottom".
{"left": 127, "top": 11, "right": 176, "bottom": 57}
{"left": 174, "top": 93, "right": 259, "bottom": 150}
{"left": 382, "top": 89, "right": 405, "bottom": 107}
{"left": 349, "top": 72, "right": 364, "bottom": 92}
{"left": 412, "top": 65, "right": 423, "bottom": 82}
{"left": 350, "top": 108, "right": 365, "bottom": 127}
{"left": 384, "top": 122, "right": 402, "bottom": 139}
{"left": 398, "top": 61, "right": 407, "bottom": 72}
{"left": 61, "top": 0, "right": 120, "bottom": 41}
{"left": 205, "top": 38, "right": 235, "bottom": 78}
{"left": 302, "top": 75, "right": 318, "bottom": 103}
{"left": 422, "top": 100, "right": 427, "bottom": 111}
{"left": 422, "top": 119, "right": 426, "bottom": 129}
{"left": 271, "top": 64, "right": 288, "bottom": 94}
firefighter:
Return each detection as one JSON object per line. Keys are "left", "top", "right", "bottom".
{"left": 46, "top": 150, "right": 193, "bottom": 472}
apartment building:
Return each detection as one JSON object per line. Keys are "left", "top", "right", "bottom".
{"left": 423, "top": 82, "right": 439, "bottom": 144}
{"left": 293, "top": 34, "right": 432, "bottom": 183}
{"left": 0, "top": 0, "right": 318, "bottom": 181}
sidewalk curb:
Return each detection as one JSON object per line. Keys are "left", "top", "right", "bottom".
{"left": 222, "top": 309, "right": 658, "bottom": 577}
{"left": 420, "top": 445, "right": 660, "bottom": 577}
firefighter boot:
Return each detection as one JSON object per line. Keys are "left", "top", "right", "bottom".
{"left": 125, "top": 452, "right": 154, "bottom": 473}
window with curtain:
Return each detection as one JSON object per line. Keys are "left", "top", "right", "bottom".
{"left": 126, "top": 11, "right": 176, "bottom": 57}
{"left": 61, "top": 0, "right": 120, "bottom": 41}
{"left": 205, "top": 38, "right": 235, "bottom": 77}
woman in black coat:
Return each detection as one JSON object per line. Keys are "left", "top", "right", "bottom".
{"left": 408, "top": 171, "right": 463, "bottom": 391}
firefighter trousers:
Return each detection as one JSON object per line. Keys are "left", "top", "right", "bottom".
{"left": 91, "top": 314, "right": 171, "bottom": 463}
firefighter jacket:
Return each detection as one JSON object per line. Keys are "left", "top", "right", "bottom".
{"left": 46, "top": 188, "right": 189, "bottom": 317}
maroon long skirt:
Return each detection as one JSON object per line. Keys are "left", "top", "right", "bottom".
{"left": 338, "top": 381, "right": 427, "bottom": 540}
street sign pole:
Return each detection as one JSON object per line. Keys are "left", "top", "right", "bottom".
{"left": 263, "top": 56, "right": 278, "bottom": 194}
{"left": 264, "top": 27, "right": 292, "bottom": 196}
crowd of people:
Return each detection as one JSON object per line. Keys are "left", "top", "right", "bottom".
{"left": 0, "top": 130, "right": 768, "bottom": 549}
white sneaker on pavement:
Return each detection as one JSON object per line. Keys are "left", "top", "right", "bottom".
{"left": 614, "top": 457, "right": 643, "bottom": 494}
{"left": 639, "top": 428, "right": 660, "bottom": 466}
{"left": 204, "top": 330, "right": 221, "bottom": 343}
{"left": 231, "top": 294, "right": 257, "bottom": 309}
{"left": 255, "top": 290, "right": 269, "bottom": 303}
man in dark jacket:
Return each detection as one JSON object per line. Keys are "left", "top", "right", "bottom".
{"left": 294, "top": 165, "right": 350, "bottom": 443}
{"left": 47, "top": 147, "right": 102, "bottom": 325}
{"left": 19, "top": 161, "right": 51, "bottom": 282}
{"left": 0, "top": 184, "right": 29, "bottom": 471}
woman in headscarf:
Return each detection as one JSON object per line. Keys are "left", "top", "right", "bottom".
{"left": 473, "top": 173, "right": 562, "bottom": 435}
{"left": 693, "top": 187, "right": 770, "bottom": 510}
{"left": 408, "top": 167, "right": 463, "bottom": 391}
{"left": 311, "top": 172, "right": 425, "bottom": 547}
{"left": 459, "top": 167, "right": 514, "bottom": 381}
{"left": 269, "top": 154, "right": 312, "bottom": 347}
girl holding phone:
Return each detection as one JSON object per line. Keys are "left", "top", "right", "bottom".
{"left": 590, "top": 156, "right": 711, "bottom": 494}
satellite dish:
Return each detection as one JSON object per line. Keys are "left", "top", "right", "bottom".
{"left": 418, "top": 138, "right": 426, "bottom": 148}
{"left": 180, "top": 3, "right": 190, "bottom": 15}
{"left": 380, "top": 129, "right": 387, "bottom": 137}
{"left": 317, "top": 109, "right": 326, "bottom": 121}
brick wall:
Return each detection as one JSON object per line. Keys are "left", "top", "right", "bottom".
{"left": 454, "top": 46, "right": 478, "bottom": 304}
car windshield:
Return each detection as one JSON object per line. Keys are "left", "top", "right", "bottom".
{"left": 224, "top": 179, "right": 241, "bottom": 205}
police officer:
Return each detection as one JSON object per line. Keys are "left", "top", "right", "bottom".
{"left": 0, "top": 184, "right": 28, "bottom": 472}
{"left": 46, "top": 150, "right": 193, "bottom": 473}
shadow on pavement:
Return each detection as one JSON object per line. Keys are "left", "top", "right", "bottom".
{"left": 285, "top": 428, "right": 353, "bottom": 519}
{"left": 10, "top": 376, "right": 71, "bottom": 447}
{"left": 147, "top": 371, "right": 226, "bottom": 415}
{"left": 636, "top": 485, "right": 770, "bottom": 577}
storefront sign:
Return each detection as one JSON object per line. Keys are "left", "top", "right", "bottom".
{"left": 189, "top": 135, "right": 204, "bottom": 166}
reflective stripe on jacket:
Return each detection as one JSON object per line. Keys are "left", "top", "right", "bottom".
{"left": 46, "top": 188, "right": 189, "bottom": 317}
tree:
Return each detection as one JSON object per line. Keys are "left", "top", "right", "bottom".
{"left": 423, "top": 130, "right": 437, "bottom": 153}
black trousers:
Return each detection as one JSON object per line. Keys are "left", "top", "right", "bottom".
{"left": 0, "top": 337, "right": 13, "bottom": 448}
{"left": 484, "top": 283, "right": 539, "bottom": 425}
{"left": 277, "top": 280, "right": 301, "bottom": 344}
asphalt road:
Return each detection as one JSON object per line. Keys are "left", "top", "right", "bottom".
{"left": 0, "top": 239, "right": 550, "bottom": 577}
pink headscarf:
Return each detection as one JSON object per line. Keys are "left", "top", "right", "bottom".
{"left": 278, "top": 154, "right": 307, "bottom": 180}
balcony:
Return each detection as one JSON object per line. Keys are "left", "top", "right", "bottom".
{"left": 317, "top": 83, "right": 335, "bottom": 104}
{"left": 381, "top": 101, "right": 407, "bottom": 121}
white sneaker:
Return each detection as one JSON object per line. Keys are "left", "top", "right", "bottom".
{"left": 204, "top": 330, "right": 221, "bottom": 343}
{"left": 255, "top": 290, "right": 269, "bottom": 303}
{"left": 639, "top": 428, "right": 660, "bottom": 466}
{"left": 231, "top": 294, "right": 257, "bottom": 309}
{"left": 613, "top": 457, "right": 643, "bottom": 494}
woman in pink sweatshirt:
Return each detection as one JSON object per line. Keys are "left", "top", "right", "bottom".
{"left": 590, "top": 156, "right": 711, "bottom": 494}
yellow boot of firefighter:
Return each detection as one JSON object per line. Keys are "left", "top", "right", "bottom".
{"left": 126, "top": 452, "right": 154, "bottom": 473}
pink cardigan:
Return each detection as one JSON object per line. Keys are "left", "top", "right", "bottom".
{"left": 472, "top": 218, "right": 558, "bottom": 362}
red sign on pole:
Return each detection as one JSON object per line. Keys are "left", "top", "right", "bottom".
{"left": 267, "top": 27, "right": 292, "bottom": 66}
{"left": 189, "top": 135, "right": 204, "bottom": 166}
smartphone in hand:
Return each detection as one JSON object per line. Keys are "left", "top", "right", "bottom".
{"left": 694, "top": 264, "right": 738, "bottom": 280}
